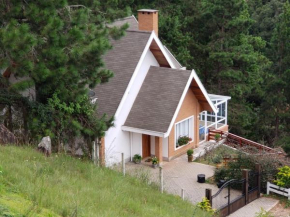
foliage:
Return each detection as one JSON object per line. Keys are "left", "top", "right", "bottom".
{"left": 152, "top": 156, "right": 159, "bottom": 165}
{"left": 274, "top": 166, "right": 290, "bottom": 188}
{"left": 255, "top": 208, "right": 274, "bottom": 217}
{"left": 133, "top": 154, "right": 142, "bottom": 163}
{"left": 187, "top": 149, "right": 194, "bottom": 156}
{"left": 214, "top": 134, "right": 221, "bottom": 141}
{"left": 128, "top": 0, "right": 290, "bottom": 148}
{"left": 0, "top": 0, "right": 128, "bottom": 150}
{"left": 0, "top": 146, "right": 212, "bottom": 217}
{"left": 197, "top": 198, "right": 215, "bottom": 214}
{"left": 196, "top": 145, "right": 236, "bottom": 166}
{"left": 214, "top": 153, "right": 284, "bottom": 192}
{"left": 177, "top": 136, "right": 191, "bottom": 147}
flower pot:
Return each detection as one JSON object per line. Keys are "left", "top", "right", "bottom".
{"left": 152, "top": 164, "right": 158, "bottom": 169}
{"left": 188, "top": 155, "right": 193, "bottom": 162}
{"left": 134, "top": 160, "right": 141, "bottom": 164}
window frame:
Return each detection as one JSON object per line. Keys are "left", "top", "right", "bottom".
{"left": 174, "top": 116, "right": 194, "bottom": 150}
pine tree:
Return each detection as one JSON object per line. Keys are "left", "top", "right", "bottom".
{"left": 0, "top": 1, "right": 129, "bottom": 149}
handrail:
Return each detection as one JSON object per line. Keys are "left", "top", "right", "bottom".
{"left": 212, "top": 178, "right": 246, "bottom": 198}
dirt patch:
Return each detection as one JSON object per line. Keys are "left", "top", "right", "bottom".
{"left": 269, "top": 202, "right": 290, "bottom": 217}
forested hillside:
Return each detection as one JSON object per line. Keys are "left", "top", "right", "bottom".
{"left": 0, "top": 0, "right": 289, "bottom": 151}
{"left": 128, "top": 0, "right": 290, "bottom": 148}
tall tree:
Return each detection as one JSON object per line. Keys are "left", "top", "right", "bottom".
{"left": 0, "top": 1, "right": 128, "bottom": 149}
{"left": 256, "top": 1, "right": 290, "bottom": 145}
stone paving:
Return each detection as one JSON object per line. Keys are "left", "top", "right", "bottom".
{"left": 126, "top": 141, "right": 279, "bottom": 216}
{"left": 229, "top": 197, "right": 279, "bottom": 217}
{"left": 126, "top": 141, "right": 240, "bottom": 205}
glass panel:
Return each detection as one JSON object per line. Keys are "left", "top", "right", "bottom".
{"left": 176, "top": 117, "right": 193, "bottom": 148}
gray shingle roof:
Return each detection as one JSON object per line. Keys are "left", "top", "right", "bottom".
{"left": 124, "top": 66, "right": 192, "bottom": 133}
{"left": 107, "top": 16, "right": 139, "bottom": 31}
{"left": 93, "top": 30, "right": 151, "bottom": 117}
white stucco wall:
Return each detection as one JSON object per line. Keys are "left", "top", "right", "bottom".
{"left": 162, "top": 137, "right": 169, "bottom": 159}
{"left": 104, "top": 50, "right": 159, "bottom": 166}
{"left": 150, "top": 136, "right": 155, "bottom": 155}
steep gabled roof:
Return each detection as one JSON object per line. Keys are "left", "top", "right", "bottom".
{"left": 107, "top": 16, "right": 139, "bottom": 31}
{"left": 123, "top": 66, "right": 192, "bottom": 134}
{"left": 93, "top": 30, "right": 151, "bottom": 117}
{"left": 122, "top": 66, "right": 218, "bottom": 137}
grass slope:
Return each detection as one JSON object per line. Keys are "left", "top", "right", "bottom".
{"left": 0, "top": 146, "right": 210, "bottom": 217}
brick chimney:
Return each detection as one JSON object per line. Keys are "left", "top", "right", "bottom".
{"left": 137, "top": 9, "right": 159, "bottom": 36}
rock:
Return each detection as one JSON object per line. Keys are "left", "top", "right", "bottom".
{"left": 0, "top": 124, "right": 17, "bottom": 145}
{"left": 38, "top": 136, "right": 51, "bottom": 156}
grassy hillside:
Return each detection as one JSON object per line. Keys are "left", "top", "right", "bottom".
{"left": 0, "top": 146, "right": 210, "bottom": 217}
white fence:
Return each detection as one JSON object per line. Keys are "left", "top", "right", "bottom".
{"left": 267, "top": 182, "right": 290, "bottom": 200}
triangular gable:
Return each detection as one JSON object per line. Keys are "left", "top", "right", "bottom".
{"left": 164, "top": 70, "right": 217, "bottom": 137}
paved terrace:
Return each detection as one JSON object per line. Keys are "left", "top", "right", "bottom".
{"left": 125, "top": 141, "right": 279, "bottom": 216}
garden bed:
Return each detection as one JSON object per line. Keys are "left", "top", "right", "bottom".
{"left": 194, "top": 145, "right": 238, "bottom": 166}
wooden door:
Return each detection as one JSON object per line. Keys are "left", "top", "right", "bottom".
{"left": 142, "top": 134, "right": 151, "bottom": 158}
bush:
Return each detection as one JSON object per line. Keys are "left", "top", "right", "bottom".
{"left": 212, "top": 155, "right": 222, "bottom": 164}
{"left": 196, "top": 198, "right": 215, "bottom": 214}
{"left": 274, "top": 166, "right": 290, "bottom": 188}
{"left": 133, "top": 154, "right": 141, "bottom": 163}
{"left": 187, "top": 149, "right": 193, "bottom": 156}
{"left": 214, "top": 153, "right": 283, "bottom": 192}
{"left": 214, "top": 167, "right": 229, "bottom": 182}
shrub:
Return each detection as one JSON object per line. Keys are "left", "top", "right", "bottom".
{"left": 255, "top": 208, "right": 274, "bottom": 217}
{"left": 214, "top": 167, "right": 229, "bottom": 182}
{"left": 197, "top": 198, "right": 215, "bottom": 214}
{"left": 214, "top": 153, "right": 283, "bottom": 192}
{"left": 274, "top": 166, "right": 290, "bottom": 188}
{"left": 133, "top": 154, "right": 141, "bottom": 162}
{"left": 187, "top": 149, "right": 193, "bottom": 156}
{"left": 283, "top": 143, "right": 290, "bottom": 157}
{"left": 212, "top": 155, "right": 222, "bottom": 164}
{"left": 215, "top": 134, "right": 221, "bottom": 141}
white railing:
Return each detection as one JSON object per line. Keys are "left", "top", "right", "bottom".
{"left": 267, "top": 182, "right": 290, "bottom": 200}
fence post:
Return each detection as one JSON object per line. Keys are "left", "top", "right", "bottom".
{"left": 181, "top": 189, "right": 185, "bottom": 200}
{"left": 255, "top": 163, "right": 261, "bottom": 198}
{"left": 92, "top": 141, "right": 96, "bottom": 165}
{"left": 266, "top": 182, "right": 270, "bottom": 195}
{"left": 159, "top": 167, "right": 163, "bottom": 193}
{"left": 121, "top": 153, "right": 125, "bottom": 176}
{"left": 205, "top": 189, "right": 212, "bottom": 207}
{"left": 243, "top": 169, "right": 249, "bottom": 204}
{"left": 96, "top": 142, "right": 100, "bottom": 167}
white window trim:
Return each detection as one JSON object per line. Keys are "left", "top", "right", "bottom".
{"left": 174, "top": 116, "right": 194, "bottom": 150}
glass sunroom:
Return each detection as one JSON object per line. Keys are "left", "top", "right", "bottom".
{"left": 199, "top": 94, "right": 231, "bottom": 143}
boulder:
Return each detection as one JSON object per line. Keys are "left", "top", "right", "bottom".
{"left": 0, "top": 124, "right": 17, "bottom": 145}
{"left": 38, "top": 136, "right": 51, "bottom": 156}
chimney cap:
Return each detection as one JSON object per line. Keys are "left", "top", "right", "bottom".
{"left": 138, "top": 9, "right": 159, "bottom": 13}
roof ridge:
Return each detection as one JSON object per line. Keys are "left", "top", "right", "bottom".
{"left": 126, "top": 30, "right": 151, "bottom": 34}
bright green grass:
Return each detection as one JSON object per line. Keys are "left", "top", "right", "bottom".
{"left": 0, "top": 146, "right": 211, "bottom": 217}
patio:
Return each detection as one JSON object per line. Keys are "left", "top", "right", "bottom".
{"left": 126, "top": 142, "right": 240, "bottom": 205}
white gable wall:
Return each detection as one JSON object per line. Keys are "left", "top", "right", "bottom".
{"left": 104, "top": 50, "right": 159, "bottom": 166}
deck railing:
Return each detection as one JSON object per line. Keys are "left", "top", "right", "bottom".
{"left": 208, "top": 129, "right": 285, "bottom": 156}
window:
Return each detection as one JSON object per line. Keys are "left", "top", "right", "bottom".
{"left": 175, "top": 116, "right": 194, "bottom": 149}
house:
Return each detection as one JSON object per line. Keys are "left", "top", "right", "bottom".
{"left": 94, "top": 9, "right": 231, "bottom": 166}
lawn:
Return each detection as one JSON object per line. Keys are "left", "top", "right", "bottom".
{"left": 0, "top": 146, "right": 211, "bottom": 217}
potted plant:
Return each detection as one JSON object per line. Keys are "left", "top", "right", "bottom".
{"left": 215, "top": 133, "right": 221, "bottom": 142}
{"left": 133, "top": 154, "right": 141, "bottom": 164}
{"left": 187, "top": 149, "right": 194, "bottom": 162}
{"left": 177, "top": 136, "right": 192, "bottom": 147}
{"left": 152, "top": 156, "right": 159, "bottom": 168}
